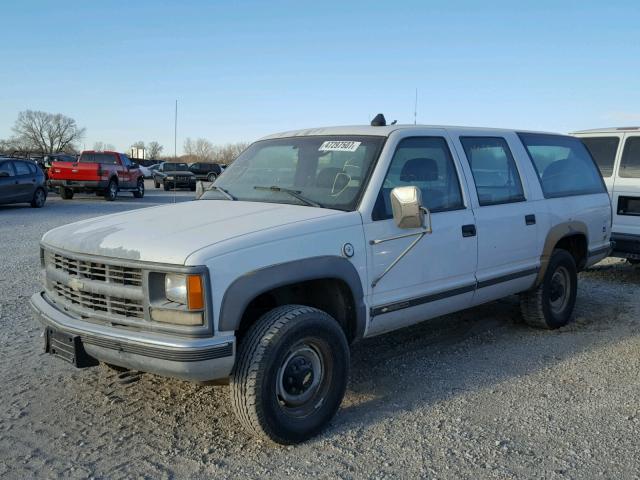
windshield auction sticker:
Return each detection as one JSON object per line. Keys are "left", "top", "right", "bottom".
{"left": 318, "top": 141, "right": 361, "bottom": 152}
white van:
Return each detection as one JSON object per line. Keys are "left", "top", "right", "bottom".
{"left": 573, "top": 127, "right": 640, "bottom": 264}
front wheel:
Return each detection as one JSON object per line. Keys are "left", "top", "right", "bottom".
{"left": 133, "top": 178, "right": 145, "bottom": 198}
{"left": 104, "top": 179, "right": 118, "bottom": 201}
{"left": 520, "top": 249, "right": 577, "bottom": 329}
{"left": 230, "top": 305, "right": 349, "bottom": 444}
{"left": 207, "top": 172, "right": 217, "bottom": 182}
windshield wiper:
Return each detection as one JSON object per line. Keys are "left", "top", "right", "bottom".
{"left": 206, "top": 185, "right": 236, "bottom": 200}
{"left": 253, "top": 185, "right": 322, "bottom": 208}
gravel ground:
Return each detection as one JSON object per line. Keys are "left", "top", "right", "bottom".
{"left": 1, "top": 183, "right": 639, "bottom": 479}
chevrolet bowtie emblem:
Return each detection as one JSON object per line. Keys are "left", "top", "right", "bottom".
{"left": 68, "top": 278, "right": 84, "bottom": 291}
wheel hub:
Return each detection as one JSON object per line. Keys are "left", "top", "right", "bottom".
{"left": 549, "top": 266, "right": 570, "bottom": 314}
{"left": 277, "top": 344, "right": 324, "bottom": 408}
{"left": 283, "top": 356, "right": 315, "bottom": 395}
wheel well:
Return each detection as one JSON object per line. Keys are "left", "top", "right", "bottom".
{"left": 555, "top": 234, "right": 588, "bottom": 270}
{"left": 237, "top": 279, "right": 357, "bottom": 344}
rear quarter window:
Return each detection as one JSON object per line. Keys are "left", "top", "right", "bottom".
{"left": 580, "top": 137, "right": 619, "bottom": 177}
{"left": 619, "top": 137, "right": 640, "bottom": 178}
{"left": 518, "top": 133, "right": 606, "bottom": 198}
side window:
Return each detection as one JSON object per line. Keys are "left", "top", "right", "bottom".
{"left": 14, "top": 161, "right": 32, "bottom": 176}
{"left": 619, "top": 137, "right": 640, "bottom": 178}
{"left": 120, "top": 154, "right": 131, "bottom": 167}
{"left": 580, "top": 137, "right": 619, "bottom": 177}
{"left": 27, "top": 162, "right": 37, "bottom": 174}
{"left": 0, "top": 161, "right": 15, "bottom": 177}
{"left": 460, "top": 137, "right": 525, "bottom": 206}
{"left": 518, "top": 133, "right": 606, "bottom": 198}
{"left": 372, "top": 137, "right": 464, "bottom": 220}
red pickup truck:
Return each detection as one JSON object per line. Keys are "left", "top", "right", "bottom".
{"left": 48, "top": 151, "right": 145, "bottom": 201}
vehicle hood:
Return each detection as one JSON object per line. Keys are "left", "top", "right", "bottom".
{"left": 41, "top": 200, "right": 348, "bottom": 265}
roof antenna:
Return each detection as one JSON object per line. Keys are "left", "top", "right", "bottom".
{"left": 414, "top": 88, "right": 418, "bottom": 125}
{"left": 371, "top": 113, "right": 386, "bottom": 127}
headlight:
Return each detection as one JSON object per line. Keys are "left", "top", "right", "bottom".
{"left": 165, "top": 273, "right": 205, "bottom": 310}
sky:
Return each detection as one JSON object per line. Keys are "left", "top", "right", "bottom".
{"left": 1, "top": 0, "right": 639, "bottom": 154}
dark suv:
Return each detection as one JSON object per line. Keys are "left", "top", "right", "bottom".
{"left": 153, "top": 162, "right": 196, "bottom": 191}
{"left": 189, "top": 162, "right": 223, "bottom": 182}
{"left": 0, "top": 158, "right": 47, "bottom": 207}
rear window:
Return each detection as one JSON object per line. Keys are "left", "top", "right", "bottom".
{"left": 13, "top": 161, "right": 32, "bottom": 176}
{"left": 580, "top": 137, "right": 619, "bottom": 177}
{"left": 619, "top": 137, "right": 640, "bottom": 178}
{"left": 80, "top": 153, "right": 118, "bottom": 164}
{"left": 518, "top": 133, "right": 606, "bottom": 198}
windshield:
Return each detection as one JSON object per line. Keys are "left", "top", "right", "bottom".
{"left": 200, "top": 135, "right": 385, "bottom": 210}
{"left": 164, "top": 162, "right": 189, "bottom": 171}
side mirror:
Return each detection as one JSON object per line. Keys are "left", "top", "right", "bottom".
{"left": 390, "top": 186, "right": 432, "bottom": 232}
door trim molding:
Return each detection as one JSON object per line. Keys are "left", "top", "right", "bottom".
{"left": 370, "top": 266, "right": 539, "bottom": 318}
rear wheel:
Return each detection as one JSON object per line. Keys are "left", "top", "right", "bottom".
{"left": 520, "top": 249, "right": 577, "bottom": 329}
{"left": 154, "top": 179, "right": 160, "bottom": 188}
{"left": 207, "top": 172, "right": 217, "bottom": 182}
{"left": 30, "top": 188, "right": 46, "bottom": 208}
{"left": 59, "top": 187, "right": 74, "bottom": 200}
{"left": 133, "top": 178, "right": 145, "bottom": 198}
{"left": 231, "top": 305, "right": 349, "bottom": 444}
{"left": 104, "top": 179, "right": 118, "bottom": 201}
{"left": 163, "top": 182, "right": 171, "bottom": 191}
{"left": 629, "top": 258, "right": 640, "bottom": 265}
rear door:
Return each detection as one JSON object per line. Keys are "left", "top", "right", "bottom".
{"left": 0, "top": 161, "right": 19, "bottom": 203}
{"left": 13, "top": 160, "right": 37, "bottom": 201}
{"left": 453, "top": 133, "right": 541, "bottom": 305}
{"left": 613, "top": 134, "right": 640, "bottom": 238}
{"left": 118, "top": 154, "right": 134, "bottom": 187}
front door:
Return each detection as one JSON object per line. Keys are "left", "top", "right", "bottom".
{"left": 363, "top": 133, "right": 478, "bottom": 336}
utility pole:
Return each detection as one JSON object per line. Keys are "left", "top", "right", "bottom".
{"left": 414, "top": 88, "right": 418, "bottom": 125}
{"left": 173, "top": 99, "right": 178, "bottom": 203}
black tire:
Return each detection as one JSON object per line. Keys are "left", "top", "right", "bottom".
{"left": 154, "top": 179, "right": 160, "bottom": 189}
{"left": 163, "top": 182, "right": 170, "bottom": 191}
{"left": 104, "top": 179, "right": 118, "bottom": 201}
{"left": 190, "top": 184, "right": 196, "bottom": 192}
{"left": 231, "top": 305, "right": 349, "bottom": 445}
{"left": 59, "top": 187, "right": 74, "bottom": 200}
{"left": 30, "top": 187, "right": 47, "bottom": 208}
{"left": 207, "top": 172, "right": 217, "bottom": 182}
{"left": 133, "top": 178, "right": 145, "bottom": 198}
{"left": 520, "top": 249, "right": 578, "bottom": 329}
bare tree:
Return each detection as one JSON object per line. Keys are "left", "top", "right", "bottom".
{"left": 93, "top": 141, "right": 104, "bottom": 151}
{"left": 183, "top": 137, "right": 215, "bottom": 161}
{"left": 147, "top": 141, "right": 163, "bottom": 159}
{"left": 131, "top": 140, "right": 145, "bottom": 149}
{"left": 213, "top": 142, "right": 249, "bottom": 165}
{"left": 11, "top": 110, "right": 85, "bottom": 153}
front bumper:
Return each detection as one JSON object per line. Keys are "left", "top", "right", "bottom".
{"left": 30, "top": 291, "right": 235, "bottom": 382}
{"left": 611, "top": 232, "right": 640, "bottom": 259}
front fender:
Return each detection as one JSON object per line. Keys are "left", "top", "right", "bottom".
{"left": 218, "top": 256, "right": 366, "bottom": 339}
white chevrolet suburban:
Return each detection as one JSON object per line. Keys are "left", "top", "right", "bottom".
{"left": 573, "top": 127, "right": 640, "bottom": 264}
{"left": 31, "top": 117, "right": 612, "bottom": 444}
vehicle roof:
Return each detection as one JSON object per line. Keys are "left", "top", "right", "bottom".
{"left": 571, "top": 126, "right": 640, "bottom": 134}
{"left": 259, "top": 124, "right": 561, "bottom": 140}
{"left": 81, "top": 150, "right": 121, "bottom": 154}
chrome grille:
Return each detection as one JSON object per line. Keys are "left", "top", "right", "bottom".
{"left": 48, "top": 252, "right": 142, "bottom": 286}
{"left": 45, "top": 250, "right": 145, "bottom": 321}
{"left": 52, "top": 282, "right": 144, "bottom": 319}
